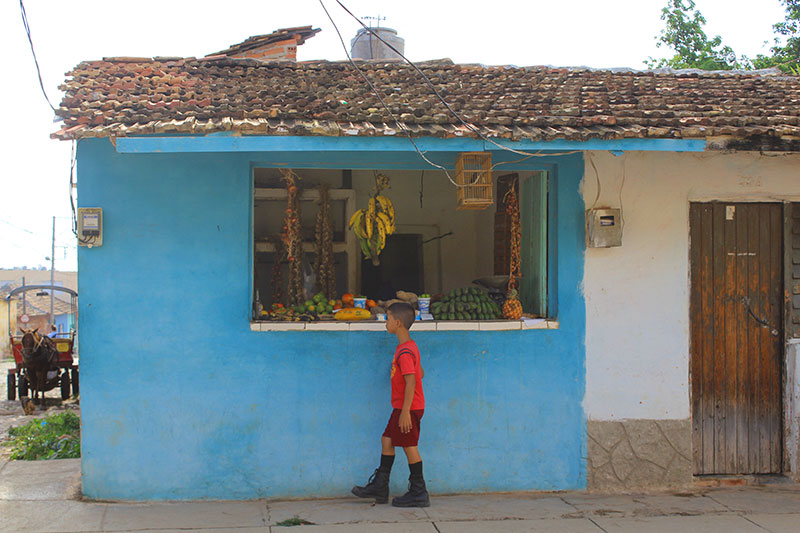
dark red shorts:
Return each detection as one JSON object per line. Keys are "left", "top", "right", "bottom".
{"left": 382, "top": 408, "right": 424, "bottom": 448}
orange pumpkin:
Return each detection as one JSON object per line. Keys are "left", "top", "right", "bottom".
{"left": 366, "top": 299, "right": 377, "bottom": 309}
{"left": 342, "top": 293, "right": 354, "bottom": 306}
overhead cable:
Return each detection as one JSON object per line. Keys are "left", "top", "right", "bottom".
{"left": 316, "top": 0, "right": 465, "bottom": 186}
{"left": 333, "top": 0, "right": 578, "bottom": 159}
{"left": 67, "top": 140, "right": 95, "bottom": 245}
{"left": 318, "top": 0, "right": 578, "bottom": 188}
{"left": 0, "top": 218, "right": 37, "bottom": 235}
{"left": 19, "top": 0, "right": 57, "bottom": 113}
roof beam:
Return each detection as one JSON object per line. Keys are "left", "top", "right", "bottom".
{"left": 114, "top": 135, "right": 706, "bottom": 154}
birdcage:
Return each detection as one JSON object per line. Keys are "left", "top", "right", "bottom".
{"left": 455, "top": 152, "right": 493, "bottom": 210}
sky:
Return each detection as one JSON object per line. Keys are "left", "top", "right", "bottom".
{"left": 0, "top": 0, "right": 788, "bottom": 272}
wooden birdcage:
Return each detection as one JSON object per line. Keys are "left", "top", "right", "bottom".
{"left": 455, "top": 152, "right": 493, "bottom": 210}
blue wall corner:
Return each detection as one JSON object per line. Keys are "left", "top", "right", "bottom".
{"left": 76, "top": 139, "right": 586, "bottom": 500}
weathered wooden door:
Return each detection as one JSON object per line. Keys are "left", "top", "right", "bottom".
{"left": 690, "top": 202, "right": 783, "bottom": 475}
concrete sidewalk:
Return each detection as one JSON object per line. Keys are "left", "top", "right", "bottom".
{"left": 1, "top": 459, "right": 799, "bottom": 532}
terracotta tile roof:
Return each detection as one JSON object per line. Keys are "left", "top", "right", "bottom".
{"left": 209, "top": 26, "right": 320, "bottom": 57}
{"left": 53, "top": 57, "right": 800, "bottom": 146}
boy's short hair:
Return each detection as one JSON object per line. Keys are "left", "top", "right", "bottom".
{"left": 387, "top": 302, "right": 415, "bottom": 329}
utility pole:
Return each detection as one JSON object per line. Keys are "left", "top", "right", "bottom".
{"left": 50, "top": 215, "right": 55, "bottom": 327}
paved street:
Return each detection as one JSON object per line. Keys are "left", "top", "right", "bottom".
{"left": 1, "top": 458, "right": 799, "bottom": 532}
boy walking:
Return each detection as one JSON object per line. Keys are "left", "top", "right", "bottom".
{"left": 352, "top": 301, "right": 430, "bottom": 507}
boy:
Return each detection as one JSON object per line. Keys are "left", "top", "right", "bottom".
{"left": 352, "top": 301, "right": 430, "bottom": 507}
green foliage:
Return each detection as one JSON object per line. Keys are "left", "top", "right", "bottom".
{"left": 5, "top": 411, "right": 81, "bottom": 460}
{"left": 752, "top": 0, "right": 800, "bottom": 71}
{"left": 646, "top": 0, "right": 744, "bottom": 70}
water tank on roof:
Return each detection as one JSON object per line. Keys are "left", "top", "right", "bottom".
{"left": 350, "top": 27, "right": 404, "bottom": 60}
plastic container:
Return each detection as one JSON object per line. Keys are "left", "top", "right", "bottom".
{"left": 418, "top": 297, "right": 431, "bottom": 314}
{"left": 354, "top": 297, "right": 367, "bottom": 309}
{"left": 375, "top": 313, "right": 387, "bottom": 321}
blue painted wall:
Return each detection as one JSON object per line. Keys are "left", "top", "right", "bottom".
{"left": 53, "top": 313, "right": 74, "bottom": 336}
{"left": 77, "top": 138, "right": 586, "bottom": 500}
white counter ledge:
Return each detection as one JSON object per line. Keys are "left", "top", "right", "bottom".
{"left": 251, "top": 320, "right": 559, "bottom": 332}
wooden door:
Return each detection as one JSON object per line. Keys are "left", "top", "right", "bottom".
{"left": 690, "top": 203, "right": 783, "bottom": 475}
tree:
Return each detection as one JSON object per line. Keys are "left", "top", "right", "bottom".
{"left": 646, "top": 0, "right": 745, "bottom": 70}
{"left": 752, "top": 0, "right": 800, "bottom": 70}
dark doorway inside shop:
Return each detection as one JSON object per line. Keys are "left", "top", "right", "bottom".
{"left": 361, "top": 233, "right": 423, "bottom": 299}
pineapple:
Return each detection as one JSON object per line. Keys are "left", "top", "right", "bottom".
{"left": 503, "top": 289, "right": 523, "bottom": 320}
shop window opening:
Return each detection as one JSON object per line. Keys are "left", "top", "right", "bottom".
{"left": 252, "top": 167, "right": 549, "bottom": 324}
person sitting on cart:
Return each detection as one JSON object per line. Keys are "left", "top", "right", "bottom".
{"left": 48, "top": 325, "right": 58, "bottom": 338}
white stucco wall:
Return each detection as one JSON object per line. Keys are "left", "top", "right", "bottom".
{"left": 583, "top": 150, "right": 800, "bottom": 421}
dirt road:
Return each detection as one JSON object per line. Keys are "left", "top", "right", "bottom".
{"left": 0, "top": 357, "right": 79, "bottom": 459}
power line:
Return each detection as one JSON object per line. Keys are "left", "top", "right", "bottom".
{"left": 332, "top": 0, "right": 579, "bottom": 159}
{"left": 316, "top": 0, "right": 464, "bottom": 185}
{"left": 319, "top": 0, "right": 580, "bottom": 189}
{"left": 0, "top": 218, "right": 37, "bottom": 235}
{"left": 19, "top": 0, "right": 57, "bottom": 113}
{"left": 317, "top": 1, "right": 539, "bottom": 186}
{"left": 67, "top": 140, "right": 95, "bottom": 245}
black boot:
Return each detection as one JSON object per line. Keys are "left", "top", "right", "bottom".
{"left": 352, "top": 468, "right": 391, "bottom": 504}
{"left": 392, "top": 475, "right": 430, "bottom": 507}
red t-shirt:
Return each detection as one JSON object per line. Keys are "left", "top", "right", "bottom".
{"left": 390, "top": 340, "right": 425, "bottom": 410}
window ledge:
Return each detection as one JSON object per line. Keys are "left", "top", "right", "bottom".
{"left": 250, "top": 319, "right": 558, "bottom": 332}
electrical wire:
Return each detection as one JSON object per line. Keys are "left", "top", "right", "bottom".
{"left": 618, "top": 155, "right": 626, "bottom": 231}
{"left": 0, "top": 218, "right": 37, "bottom": 235}
{"left": 316, "top": 0, "right": 474, "bottom": 188}
{"left": 19, "top": 0, "right": 57, "bottom": 113}
{"left": 318, "top": 0, "right": 579, "bottom": 189}
{"left": 490, "top": 151, "right": 580, "bottom": 173}
{"left": 333, "top": 0, "right": 579, "bottom": 159}
{"left": 67, "top": 140, "right": 96, "bottom": 246}
{"left": 588, "top": 152, "right": 601, "bottom": 210}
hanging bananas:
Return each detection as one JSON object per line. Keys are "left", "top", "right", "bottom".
{"left": 348, "top": 193, "right": 396, "bottom": 265}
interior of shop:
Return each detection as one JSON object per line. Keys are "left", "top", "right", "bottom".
{"left": 253, "top": 163, "right": 548, "bottom": 322}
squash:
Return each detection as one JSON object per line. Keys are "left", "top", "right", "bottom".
{"left": 334, "top": 307, "right": 372, "bottom": 321}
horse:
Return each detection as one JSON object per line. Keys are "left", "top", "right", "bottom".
{"left": 19, "top": 328, "right": 59, "bottom": 404}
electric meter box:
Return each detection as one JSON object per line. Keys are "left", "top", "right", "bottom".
{"left": 586, "top": 208, "right": 622, "bottom": 248}
{"left": 77, "top": 207, "right": 103, "bottom": 247}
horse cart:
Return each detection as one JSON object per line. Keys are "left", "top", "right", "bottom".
{"left": 6, "top": 285, "right": 78, "bottom": 403}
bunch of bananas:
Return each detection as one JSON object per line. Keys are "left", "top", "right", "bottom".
{"left": 349, "top": 195, "right": 396, "bottom": 266}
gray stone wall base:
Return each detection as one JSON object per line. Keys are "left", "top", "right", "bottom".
{"left": 587, "top": 419, "right": 692, "bottom": 492}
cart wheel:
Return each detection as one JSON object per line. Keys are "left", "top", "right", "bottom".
{"left": 7, "top": 372, "right": 16, "bottom": 401}
{"left": 71, "top": 368, "right": 79, "bottom": 396}
{"left": 18, "top": 375, "right": 28, "bottom": 398}
{"left": 60, "top": 371, "right": 71, "bottom": 400}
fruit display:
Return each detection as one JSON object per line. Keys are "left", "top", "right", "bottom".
{"left": 302, "top": 292, "right": 336, "bottom": 315}
{"left": 261, "top": 303, "right": 319, "bottom": 322}
{"left": 281, "top": 169, "right": 304, "bottom": 306}
{"left": 431, "top": 287, "right": 503, "bottom": 321}
{"left": 334, "top": 307, "right": 372, "bottom": 321}
{"left": 349, "top": 174, "right": 396, "bottom": 266}
{"left": 314, "top": 184, "right": 336, "bottom": 300}
{"left": 264, "top": 293, "right": 337, "bottom": 321}
{"left": 502, "top": 289, "right": 523, "bottom": 320}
